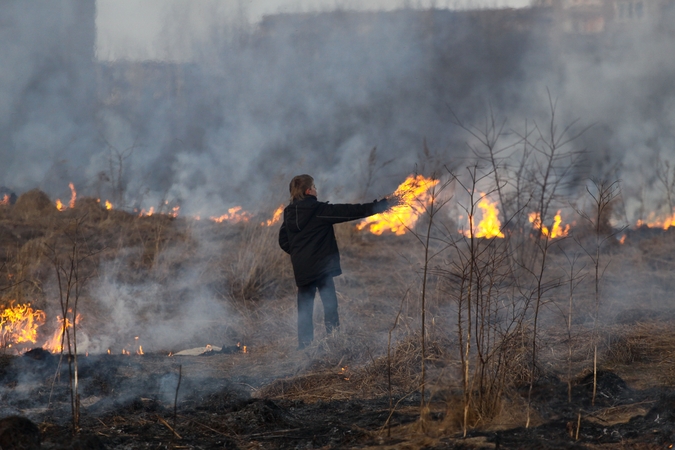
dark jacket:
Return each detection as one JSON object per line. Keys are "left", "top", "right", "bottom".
{"left": 279, "top": 195, "right": 389, "bottom": 287}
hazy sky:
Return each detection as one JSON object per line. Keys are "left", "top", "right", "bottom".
{"left": 96, "top": 0, "right": 531, "bottom": 61}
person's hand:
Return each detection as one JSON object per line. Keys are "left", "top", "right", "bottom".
{"left": 384, "top": 194, "right": 404, "bottom": 209}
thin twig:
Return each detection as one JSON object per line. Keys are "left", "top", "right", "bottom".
{"left": 379, "top": 387, "right": 421, "bottom": 435}
{"left": 157, "top": 415, "right": 182, "bottom": 439}
{"left": 185, "top": 418, "right": 237, "bottom": 437}
{"left": 173, "top": 365, "right": 182, "bottom": 430}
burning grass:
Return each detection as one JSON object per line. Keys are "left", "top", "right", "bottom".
{"left": 3, "top": 186, "right": 675, "bottom": 448}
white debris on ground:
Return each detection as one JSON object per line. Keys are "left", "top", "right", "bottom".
{"left": 173, "top": 345, "right": 221, "bottom": 356}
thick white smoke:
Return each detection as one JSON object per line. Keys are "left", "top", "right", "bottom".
{"left": 1, "top": 2, "right": 674, "bottom": 218}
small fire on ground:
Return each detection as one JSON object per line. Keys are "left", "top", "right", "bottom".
{"left": 460, "top": 194, "right": 505, "bottom": 239}
{"left": 637, "top": 211, "right": 675, "bottom": 230}
{"left": 55, "top": 182, "right": 77, "bottom": 211}
{"left": 50, "top": 182, "right": 283, "bottom": 225}
{"left": 338, "top": 366, "right": 350, "bottom": 381}
{"left": 529, "top": 210, "right": 570, "bottom": 239}
{"left": 210, "top": 206, "right": 252, "bottom": 224}
{"left": 208, "top": 204, "right": 284, "bottom": 225}
{"left": 0, "top": 302, "right": 147, "bottom": 355}
{"left": 0, "top": 302, "right": 79, "bottom": 353}
{"left": 0, "top": 302, "right": 45, "bottom": 348}
{"left": 262, "top": 205, "right": 284, "bottom": 226}
{"left": 36, "top": 181, "right": 675, "bottom": 236}
{"left": 1, "top": 302, "right": 251, "bottom": 357}
{"left": 459, "top": 197, "right": 572, "bottom": 240}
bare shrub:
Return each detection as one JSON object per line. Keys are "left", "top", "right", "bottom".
{"left": 435, "top": 98, "right": 593, "bottom": 432}
{"left": 42, "top": 215, "right": 102, "bottom": 433}
{"left": 438, "top": 164, "right": 523, "bottom": 435}
{"left": 575, "top": 179, "right": 623, "bottom": 406}
{"left": 365, "top": 331, "right": 449, "bottom": 399}
{"left": 443, "top": 391, "right": 494, "bottom": 431}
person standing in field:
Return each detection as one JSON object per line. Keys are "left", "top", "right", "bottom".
{"left": 279, "top": 174, "right": 398, "bottom": 349}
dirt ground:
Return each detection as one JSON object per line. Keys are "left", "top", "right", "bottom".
{"left": 2, "top": 197, "right": 675, "bottom": 449}
{"left": 3, "top": 336, "right": 675, "bottom": 449}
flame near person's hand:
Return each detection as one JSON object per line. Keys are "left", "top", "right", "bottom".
{"left": 384, "top": 193, "right": 405, "bottom": 209}
{"left": 358, "top": 175, "right": 439, "bottom": 235}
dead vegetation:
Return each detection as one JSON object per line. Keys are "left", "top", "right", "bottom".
{"left": 3, "top": 125, "right": 675, "bottom": 447}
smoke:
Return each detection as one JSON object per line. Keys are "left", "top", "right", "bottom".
{"left": 68, "top": 249, "right": 234, "bottom": 355}
{"left": 2, "top": 1, "right": 675, "bottom": 292}
{"left": 1, "top": 1, "right": 674, "bottom": 222}
{"left": 0, "top": 2, "right": 97, "bottom": 199}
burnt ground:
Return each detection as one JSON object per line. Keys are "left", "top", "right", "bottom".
{"left": 2, "top": 343, "right": 675, "bottom": 449}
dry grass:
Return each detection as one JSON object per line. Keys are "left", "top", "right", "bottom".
{"left": 602, "top": 322, "right": 675, "bottom": 387}
{"left": 255, "top": 330, "right": 449, "bottom": 402}
{"left": 222, "top": 222, "right": 292, "bottom": 303}
{"left": 598, "top": 324, "right": 666, "bottom": 367}
{"left": 11, "top": 189, "right": 57, "bottom": 219}
{"left": 4, "top": 188, "right": 675, "bottom": 443}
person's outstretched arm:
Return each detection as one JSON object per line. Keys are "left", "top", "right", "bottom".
{"left": 315, "top": 198, "right": 393, "bottom": 224}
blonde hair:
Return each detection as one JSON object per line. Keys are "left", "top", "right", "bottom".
{"left": 289, "top": 174, "right": 314, "bottom": 203}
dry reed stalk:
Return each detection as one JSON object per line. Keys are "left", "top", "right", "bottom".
{"left": 224, "top": 222, "right": 290, "bottom": 303}
{"left": 157, "top": 415, "right": 182, "bottom": 439}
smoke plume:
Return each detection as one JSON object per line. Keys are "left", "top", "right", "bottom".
{"left": 1, "top": 1, "right": 673, "bottom": 222}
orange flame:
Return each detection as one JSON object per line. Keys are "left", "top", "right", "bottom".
{"left": 636, "top": 210, "right": 675, "bottom": 230}
{"left": 1, "top": 302, "right": 46, "bottom": 347}
{"left": 0, "top": 194, "right": 9, "bottom": 205}
{"left": 139, "top": 207, "right": 155, "bottom": 217}
{"left": 42, "top": 313, "right": 82, "bottom": 353}
{"left": 338, "top": 366, "right": 350, "bottom": 380}
{"left": 262, "top": 205, "right": 284, "bottom": 226}
{"left": 68, "top": 182, "right": 77, "bottom": 209}
{"left": 461, "top": 195, "right": 504, "bottom": 238}
{"left": 211, "top": 206, "right": 252, "bottom": 224}
{"left": 356, "top": 175, "right": 440, "bottom": 235}
{"left": 98, "top": 199, "right": 114, "bottom": 210}
{"left": 134, "top": 336, "right": 144, "bottom": 355}
{"left": 529, "top": 210, "right": 570, "bottom": 238}
{"left": 55, "top": 183, "right": 77, "bottom": 211}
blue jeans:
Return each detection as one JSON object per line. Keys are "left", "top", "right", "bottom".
{"left": 297, "top": 276, "right": 339, "bottom": 347}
